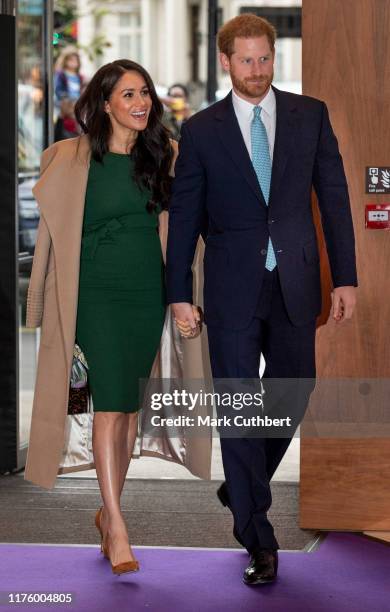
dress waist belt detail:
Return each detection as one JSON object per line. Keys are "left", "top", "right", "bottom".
{"left": 81, "top": 214, "right": 157, "bottom": 261}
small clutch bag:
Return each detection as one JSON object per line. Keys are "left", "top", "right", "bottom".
{"left": 68, "top": 343, "right": 90, "bottom": 414}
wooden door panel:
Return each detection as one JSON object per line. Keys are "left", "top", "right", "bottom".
{"left": 301, "top": 0, "right": 390, "bottom": 533}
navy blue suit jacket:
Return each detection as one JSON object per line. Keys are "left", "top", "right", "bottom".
{"left": 166, "top": 87, "right": 357, "bottom": 330}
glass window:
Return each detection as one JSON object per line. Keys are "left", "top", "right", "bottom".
{"left": 118, "top": 10, "right": 142, "bottom": 63}
{"left": 119, "top": 11, "right": 141, "bottom": 29}
{"left": 119, "top": 34, "right": 131, "bottom": 60}
{"left": 18, "top": 0, "right": 46, "bottom": 449}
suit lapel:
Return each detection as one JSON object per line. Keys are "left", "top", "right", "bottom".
{"left": 214, "top": 93, "right": 267, "bottom": 207}
{"left": 269, "top": 86, "right": 298, "bottom": 208}
{"left": 214, "top": 89, "right": 298, "bottom": 210}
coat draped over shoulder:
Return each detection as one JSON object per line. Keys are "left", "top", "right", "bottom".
{"left": 24, "top": 135, "right": 212, "bottom": 490}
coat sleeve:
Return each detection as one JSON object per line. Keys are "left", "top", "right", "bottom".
{"left": 158, "top": 210, "right": 169, "bottom": 266}
{"left": 25, "top": 144, "right": 58, "bottom": 328}
{"left": 312, "top": 102, "right": 358, "bottom": 288}
{"left": 26, "top": 215, "right": 51, "bottom": 328}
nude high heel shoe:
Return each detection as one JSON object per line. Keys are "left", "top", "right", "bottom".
{"left": 96, "top": 507, "right": 139, "bottom": 574}
{"left": 106, "top": 536, "right": 140, "bottom": 575}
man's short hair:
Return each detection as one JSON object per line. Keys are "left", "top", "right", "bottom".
{"left": 217, "top": 13, "right": 277, "bottom": 58}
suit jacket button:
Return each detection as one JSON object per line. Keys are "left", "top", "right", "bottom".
{"left": 261, "top": 249, "right": 267, "bottom": 255}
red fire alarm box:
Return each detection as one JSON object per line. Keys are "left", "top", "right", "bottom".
{"left": 365, "top": 204, "right": 390, "bottom": 229}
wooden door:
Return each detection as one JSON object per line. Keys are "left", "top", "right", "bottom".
{"left": 300, "top": 0, "right": 390, "bottom": 533}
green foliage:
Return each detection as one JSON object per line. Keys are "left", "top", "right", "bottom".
{"left": 53, "top": 0, "right": 111, "bottom": 60}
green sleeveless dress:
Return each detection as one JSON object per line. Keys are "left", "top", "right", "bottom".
{"left": 75, "top": 152, "right": 165, "bottom": 412}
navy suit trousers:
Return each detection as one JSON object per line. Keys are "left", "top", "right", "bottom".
{"left": 207, "top": 268, "right": 317, "bottom": 552}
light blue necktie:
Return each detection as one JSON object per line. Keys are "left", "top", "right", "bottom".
{"left": 251, "top": 105, "right": 277, "bottom": 271}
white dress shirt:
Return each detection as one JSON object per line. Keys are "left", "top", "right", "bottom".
{"left": 232, "top": 86, "right": 276, "bottom": 162}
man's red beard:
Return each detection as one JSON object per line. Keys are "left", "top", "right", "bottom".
{"left": 231, "top": 71, "right": 274, "bottom": 99}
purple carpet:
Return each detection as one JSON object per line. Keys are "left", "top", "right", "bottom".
{"left": 0, "top": 533, "right": 389, "bottom": 611}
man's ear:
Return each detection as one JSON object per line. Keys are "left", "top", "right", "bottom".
{"left": 219, "top": 52, "right": 230, "bottom": 73}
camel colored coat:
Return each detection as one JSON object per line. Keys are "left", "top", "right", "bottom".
{"left": 24, "top": 135, "right": 212, "bottom": 490}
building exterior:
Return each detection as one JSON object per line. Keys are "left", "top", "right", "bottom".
{"left": 76, "top": 0, "right": 302, "bottom": 103}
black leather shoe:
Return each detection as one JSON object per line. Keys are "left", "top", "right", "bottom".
{"left": 243, "top": 549, "right": 278, "bottom": 585}
{"left": 216, "top": 482, "right": 230, "bottom": 508}
{"left": 216, "top": 483, "right": 245, "bottom": 547}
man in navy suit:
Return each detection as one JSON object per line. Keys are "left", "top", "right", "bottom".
{"left": 166, "top": 14, "right": 357, "bottom": 585}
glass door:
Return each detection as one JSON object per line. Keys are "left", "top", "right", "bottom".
{"left": 17, "top": 0, "right": 53, "bottom": 467}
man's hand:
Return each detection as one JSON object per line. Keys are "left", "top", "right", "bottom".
{"left": 331, "top": 286, "right": 356, "bottom": 322}
{"left": 171, "top": 303, "right": 201, "bottom": 338}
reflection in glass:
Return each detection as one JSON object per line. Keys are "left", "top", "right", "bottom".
{"left": 18, "top": 0, "right": 45, "bottom": 449}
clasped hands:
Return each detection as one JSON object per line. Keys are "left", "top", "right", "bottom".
{"left": 171, "top": 303, "right": 202, "bottom": 339}
{"left": 171, "top": 286, "right": 356, "bottom": 339}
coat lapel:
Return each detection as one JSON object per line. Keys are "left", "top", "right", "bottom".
{"left": 32, "top": 135, "right": 91, "bottom": 365}
{"left": 214, "top": 93, "right": 267, "bottom": 207}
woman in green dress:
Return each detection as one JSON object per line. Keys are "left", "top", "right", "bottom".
{"left": 73, "top": 60, "right": 199, "bottom": 575}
